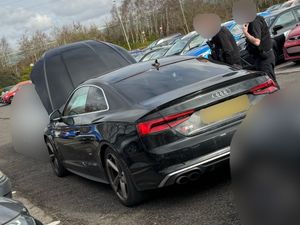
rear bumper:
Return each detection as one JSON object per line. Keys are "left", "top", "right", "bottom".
{"left": 158, "top": 146, "right": 230, "bottom": 187}
{"left": 130, "top": 118, "right": 240, "bottom": 191}
{"left": 0, "top": 174, "right": 12, "bottom": 198}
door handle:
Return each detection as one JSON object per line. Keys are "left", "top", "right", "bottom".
{"left": 75, "top": 130, "right": 81, "bottom": 136}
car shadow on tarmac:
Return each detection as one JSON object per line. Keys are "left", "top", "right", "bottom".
{"left": 0, "top": 103, "right": 8, "bottom": 107}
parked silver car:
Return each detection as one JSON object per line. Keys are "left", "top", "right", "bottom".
{"left": 0, "top": 197, "right": 44, "bottom": 225}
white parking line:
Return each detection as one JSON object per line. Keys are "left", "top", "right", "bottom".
{"left": 47, "top": 221, "right": 61, "bottom": 225}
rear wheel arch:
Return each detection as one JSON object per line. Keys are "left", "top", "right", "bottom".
{"left": 103, "top": 146, "right": 145, "bottom": 206}
{"left": 100, "top": 143, "right": 110, "bottom": 170}
{"left": 44, "top": 135, "right": 68, "bottom": 177}
{"left": 99, "top": 143, "right": 131, "bottom": 181}
{"left": 99, "top": 142, "right": 128, "bottom": 169}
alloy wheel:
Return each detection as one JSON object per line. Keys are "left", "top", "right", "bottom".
{"left": 47, "top": 142, "right": 60, "bottom": 175}
{"left": 106, "top": 153, "right": 128, "bottom": 201}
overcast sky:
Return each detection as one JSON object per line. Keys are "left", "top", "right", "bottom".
{"left": 0, "top": 0, "right": 114, "bottom": 48}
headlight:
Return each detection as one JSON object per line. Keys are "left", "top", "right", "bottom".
{"left": 6, "top": 215, "right": 36, "bottom": 225}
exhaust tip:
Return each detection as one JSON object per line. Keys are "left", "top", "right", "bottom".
{"left": 176, "top": 176, "right": 189, "bottom": 185}
{"left": 188, "top": 171, "right": 201, "bottom": 181}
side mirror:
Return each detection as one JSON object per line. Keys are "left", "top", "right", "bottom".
{"left": 49, "top": 109, "right": 62, "bottom": 122}
{"left": 62, "top": 117, "right": 75, "bottom": 126}
{"left": 273, "top": 25, "right": 283, "bottom": 34}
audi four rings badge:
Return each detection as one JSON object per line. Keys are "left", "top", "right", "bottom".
{"left": 212, "top": 88, "right": 232, "bottom": 99}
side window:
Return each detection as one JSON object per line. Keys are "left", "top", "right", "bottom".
{"left": 64, "top": 87, "right": 89, "bottom": 116}
{"left": 183, "top": 35, "right": 204, "bottom": 54}
{"left": 188, "top": 35, "right": 205, "bottom": 50}
{"left": 231, "top": 25, "right": 242, "bottom": 36}
{"left": 274, "top": 11, "right": 297, "bottom": 28}
{"left": 296, "top": 8, "right": 300, "bottom": 20}
{"left": 85, "top": 87, "right": 108, "bottom": 113}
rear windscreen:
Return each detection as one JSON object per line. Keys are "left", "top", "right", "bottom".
{"left": 114, "top": 60, "right": 233, "bottom": 104}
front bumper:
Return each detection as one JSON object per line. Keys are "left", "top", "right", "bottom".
{"left": 0, "top": 173, "right": 12, "bottom": 198}
{"left": 284, "top": 40, "right": 300, "bottom": 61}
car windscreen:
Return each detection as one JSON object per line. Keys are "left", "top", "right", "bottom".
{"left": 147, "top": 40, "right": 158, "bottom": 49}
{"left": 165, "top": 39, "right": 189, "bottom": 56}
{"left": 151, "top": 48, "right": 168, "bottom": 60}
{"left": 114, "top": 60, "right": 233, "bottom": 104}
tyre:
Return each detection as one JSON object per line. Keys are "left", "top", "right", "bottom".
{"left": 8, "top": 96, "right": 13, "bottom": 104}
{"left": 46, "top": 139, "right": 68, "bottom": 177}
{"left": 104, "top": 148, "right": 144, "bottom": 206}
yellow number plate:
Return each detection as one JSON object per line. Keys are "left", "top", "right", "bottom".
{"left": 200, "top": 95, "right": 250, "bottom": 124}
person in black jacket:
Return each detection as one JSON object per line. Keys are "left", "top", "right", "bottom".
{"left": 243, "top": 15, "right": 276, "bottom": 81}
{"left": 207, "top": 26, "right": 241, "bottom": 66}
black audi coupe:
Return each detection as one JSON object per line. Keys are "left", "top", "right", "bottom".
{"left": 44, "top": 56, "right": 278, "bottom": 206}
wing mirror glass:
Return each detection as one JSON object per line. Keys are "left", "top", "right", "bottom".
{"left": 50, "top": 109, "right": 62, "bottom": 122}
{"left": 62, "top": 117, "right": 74, "bottom": 126}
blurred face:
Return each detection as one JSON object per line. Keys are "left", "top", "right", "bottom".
{"left": 193, "top": 13, "right": 221, "bottom": 39}
{"left": 233, "top": 0, "right": 257, "bottom": 25}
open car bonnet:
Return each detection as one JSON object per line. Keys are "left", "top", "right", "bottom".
{"left": 30, "top": 40, "right": 136, "bottom": 114}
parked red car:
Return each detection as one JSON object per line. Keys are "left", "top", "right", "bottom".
{"left": 2, "top": 80, "right": 32, "bottom": 104}
{"left": 284, "top": 24, "right": 300, "bottom": 63}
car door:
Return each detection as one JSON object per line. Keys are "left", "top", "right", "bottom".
{"left": 271, "top": 10, "right": 298, "bottom": 56}
{"left": 77, "top": 86, "right": 110, "bottom": 180}
{"left": 54, "top": 86, "right": 90, "bottom": 175}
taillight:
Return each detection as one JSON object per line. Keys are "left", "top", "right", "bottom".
{"left": 250, "top": 79, "right": 278, "bottom": 95}
{"left": 137, "top": 110, "right": 194, "bottom": 136}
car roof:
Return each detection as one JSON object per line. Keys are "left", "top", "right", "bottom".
{"left": 157, "top": 33, "right": 182, "bottom": 44}
{"left": 222, "top": 20, "right": 235, "bottom": 27}
{"left": 16, "top": 80, "right": 32, "bottom": 86}
{"left": 84, "top": 56, "right": 196, "bottom": 85}
{"left": 181, "top": 31, "right": 198, "bottom": 40}
{"left": 266, "top": 4, "right": 300, "bottom": 18}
